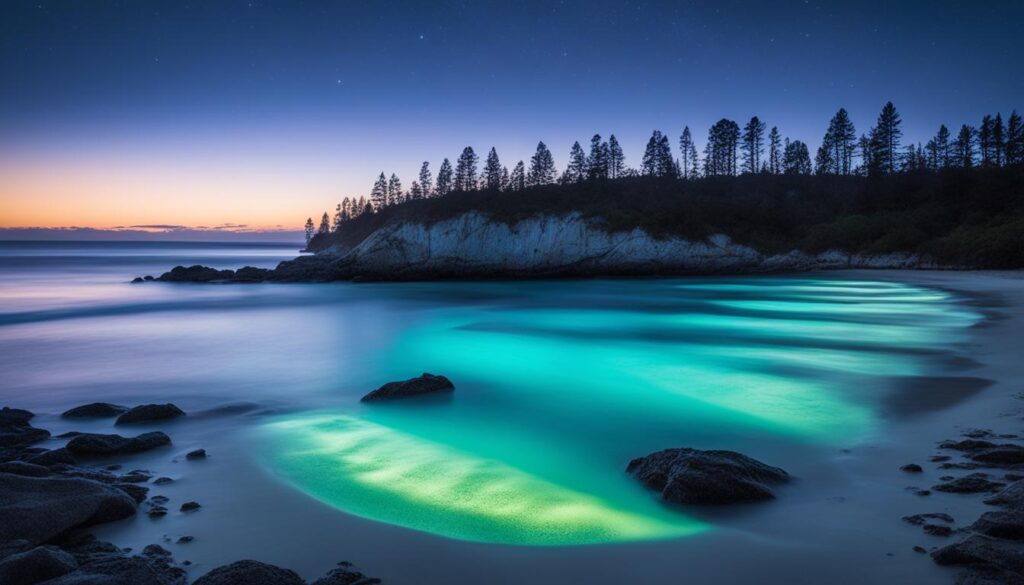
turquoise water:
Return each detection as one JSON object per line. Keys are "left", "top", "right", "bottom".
{"left": 258, "top": 278, "right": 982, "bottom": 546}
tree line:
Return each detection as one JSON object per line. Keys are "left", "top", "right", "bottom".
{"left": 304, "top": 102, "right": 1023, "bottom": 245}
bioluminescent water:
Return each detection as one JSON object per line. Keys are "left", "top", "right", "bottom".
{"left": 256, "top": 277, "right": 982, "bottom": 546}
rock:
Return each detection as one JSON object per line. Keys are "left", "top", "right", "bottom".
{"left": 0, "top": 473, "right": 137, "bottom": 544}
{"left": 933, "top": 473, "right": 1006, "bottom": 494}
{"left": 176, "top": 536, "right": 194, "bottom": 544}
{"left": 115, "top": 404, "right": 185, "bottom": 425}
{"left": 66, "top": 432, "right": 171, "bottom": 456}
{"left": 970, "top": 510, "right": 1024, "bottom": 540}
{"left": 132, "top": 277, "right": 145, "bottom": 283}
{"left": 186, "top": 449, "right": 206, "bottom": 460}
{"left": 901, "top": 463, "right": 924, "bottom": 473}
{"left": 27, "top": 448, "right": 76, "bottom": 466}
{"left": 149, "top": 495, "right": 169, "bottom": 505}
{"left": 931, "top": 455, "right": 952, "bottom": 462}
{"left": 625, "top": 447, "right": 790, "bottom": 505}
{"left": 940, "top": 439, "right": 999, "bottom": 452}
{"left": 153, "top": 477, "right": 174, "bottom": 485}
{"left": 0, "top": 461, "right": 51, "bottom": 477}
{"left": 0, "top": 545, "right": 78, "bottom": 585}
{"left": 311, "top": 561, "right": 382, "bottom": 585}
{"left": 360, "top": 373, "right": 455, "bottom": 402}
{"left": 986, "top": 481, "right": 1024, "bottom": 508}
{"left": 62, "top": 403, "right": 128, "bottom": 419}
{"left": 114, "top": 483, "right": 150, "bottom": 504}
{"left": 972, "top": 445, "right": 1024, "bottom": 466}
{"left": 147, "top": 505, "right": 168, "bottom": 518}
{"left": 0, "top": 407, "right": 50, "bottom": 447}
{"left": 193, "top": 560, "right": 305, "bottom": 585}
{"left": 931, "top": 535, "right": 1024, "bottom": 581}
{"left": 904, "top": 512, "right": 955, "bottom": 526}
{"left": 913, "top": 545, "right": 927, "bottom": 553}
{"left": 118, "top": 470, "right": 151, "bottom": 483}
{"left": 157, "top": 265, "right": 237, "bottom": 283}
{"left": 924, "top": 524, "right": 954, "bottom": 537}
{"left": 180, "top": 501, "right": 200, "bottom": 512}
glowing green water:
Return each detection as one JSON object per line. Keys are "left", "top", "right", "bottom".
{"left": 261, "top": 278, "right": 981, "bottom": 546}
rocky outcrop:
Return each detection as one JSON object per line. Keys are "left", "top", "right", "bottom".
{"left": 626, "top": 448, "right": 790, "bottom": 505}
{"left": 0, "top": 407, "right": 49, "bottom": 447}
{"left": 0, "top": 545, "right": 78, "bottom": 585}
{"left": 150, "top": 212, "right": 938, "bottom": 282}
{"left": 65, "top": 432, "right": 171, "bottom": 456}
{"left": 193, "top": 560, "right": 306, "bottom": 585}
{"left": 115, "top": 404, "right": 185, "bottom": 425}
{"left": 360, "top": 374, "right": 455, "bottom": 402}
{"left": 62, "top": 403, "right": 128, "bottom": 419}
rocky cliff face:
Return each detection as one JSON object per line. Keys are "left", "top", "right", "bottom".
{"left": 322, "top": 212, "right": 935, "bottom": 278}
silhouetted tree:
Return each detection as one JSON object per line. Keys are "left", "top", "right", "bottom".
{"left": 409, "top": 181, "right": 423, "bottom": 200}
{"left": 608, "top": 134, "right": 625, "bottom": 179}
{"left": 387, "top": 173, "right": 403, "bottom": 205}
{"left": 641, "top": 130, "right": 675, "bottom": 177}
{"left": 935, "top": 125, "right": 951, "bottom": 168}
{"left": 484, "top": 147, "right": 503, "bottom": 190}
{"left": 741, "top": 116, "right": 766, "bottom": 174}
{"left": 869, "top": 101, "right": 902, "bottom": 175}
{"left": 500, "top": 165, "right": 509, "bottom": 190}
{"left": 767, "top": 126, "right": 782, "bottom": 174}
{"left": 508, "top": 160, "right": 526, "bottom": 191}
{"left": 953, "top": 125, "right": 976, "bottom": 168}
{"left": 370, "top": 172, "right": 388, "bottom": 209}
{"left": 436, "top": 158, "right": 453, "bottom": 196}
{"left": 993, "top": 113, "right": 1005, "bottom": 166}
{"left": 318, "top": 212, "right": 330, "bottom": 235}
{"left": 333, "top": 202, "right": 343, "bottom": 230}
{"left": 979, "top": 115, "right": 994, "bottom": 166}
{"left": 704, "top": 120, "right": 740, "bottom": 176}
{"left": 418, "top": 162, "right": 432, "bottom": 198}
{"left": 783, "top": 139, "right": 811, "bottom": 175}
{"left": 304, "top": 217, "right": 314, "bottom": 245}
{"left": 527, "top": 141, "right": 557, "bottom": 186}
{"left": 814, "top": 143, "right": 833, "bottom": 175}
{"left": 454, "top": 147, "right": 478, "bottom": 191}
{"left": 1007, "top": 111, "right": 1023, "bottom": 165}
{"left": 586, "top": 134, "right": 609, "bottom": 180}
{"left": 821, "top": 108, "right": 856, "bottom": 174}
{"left": 679, "top": 126, "right": 699, "bottom": 179}
{"left": 565, "top": 141, "right": 587, "bottom": 183}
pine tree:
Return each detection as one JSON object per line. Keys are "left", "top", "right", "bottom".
{"left": 953, "top": 125, "right": 976, "bottom": 168}
{"left": 704, "top": 120, "right": 740, "bottom": 176}
{"left": 657, "top": 132, "right": 676, "bottom": 177}
{"left": 318, "top": 212, "right": 330, "bottom": 235}
{"left": 608, "top": 134, "right": 625, "bottom": 179}
{"left": 500, "top": 165, "right": 509, "bottom": 191}
{"left": 333, "top": 202, "right": 343, "bottom": 230}
{"left": 979, "top": 115, "right": 994, "bottom": 167}
{"left": 822, "top": 108, "right": 856, "bottom": 174}
{"left": 418, "top": 162, "right": 432, "bottom": 198}
{"left": 370, "top": 172, "right": 388, "bottom": 209}
{"left": 935, "top": 125, "right": 951, "bottom": 168}
{"left": 767, "top": 126, "right": 782, "bottom": 174}
{"left": 436, "top": 158, "right": 453, "bottom": 196}
{"left": 993, "top": 113, "right": 1005, "bottom": 166}
{"left": 387, "top": 173, "right": 403, "bottom": 205}
{"left": 869, "top": 102, "right": 902, "bottom": 175}
{"left": 741, "top": 116, "right": 766, "bottom": 174}
{"left": 814, "top": 144, "right": 833, "bottom": 175}
{"left": 586, "top": 134, "right": 609, "bottom": 180}
{"left": 925, "top": 139, "right": 940, "bottom": 171}
{"left": 679, "top": 126, "right": 698, "bottom": 178}
{"left": 454, "top": 147, "right": 478, "bottom": 191}
{"left": 304, "top": 217, "right": 315, "bottom": 246}
{"left": 565, "top": 141, "right": 587, "bottom": 183}
{"left": 509, "top": 161, "right": 526, "bottom": 191}
{"left": 409, "top": 181, "right": 423, "bottom": 200}
{"left": 483, "top": 147, "right": 503, "bottom": 190}
{"left": 642, "top": 132, "right": 659, "bottom": 175}
{"left": 1006, "top": 111, "right": 1023, "bottom": 165}
{"left": 782, "top": 139, "right": 812, "bottom": 175}
{"left": 527, "top": 141, "right": 556, "bottom": 186}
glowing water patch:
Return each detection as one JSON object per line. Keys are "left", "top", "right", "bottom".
{"left": 263, "top": 414, "right": 702, "bottom": 545}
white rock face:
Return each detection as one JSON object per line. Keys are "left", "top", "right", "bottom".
{"left": 328, "top": 212, "right": 933, "bottom": 276}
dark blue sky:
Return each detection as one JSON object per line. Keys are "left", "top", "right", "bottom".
{"left": 2, "top": 0, "right": 1022, "bottom": 229}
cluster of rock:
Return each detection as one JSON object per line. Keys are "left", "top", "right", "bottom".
{"left": 900, "top": 429, "right": 1024, "bottom": 583}
{"left": 0, "top": 403, "right": 381, "bottom": 585}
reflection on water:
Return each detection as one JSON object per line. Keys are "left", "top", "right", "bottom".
{"left": 0, "top": 242, "right": 983, "bottom": 550}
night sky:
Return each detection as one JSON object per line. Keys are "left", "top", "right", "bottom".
{"left": 2, "top": 1, "right": 1022, "bottom": 232}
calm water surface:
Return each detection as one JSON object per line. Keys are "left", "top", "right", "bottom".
{"left": 0, "top": 241, "right": 983, "bottom": 583}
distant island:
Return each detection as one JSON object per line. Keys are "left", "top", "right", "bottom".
{"left": 153, "top": 103, "right": 1024, "bottom": 282}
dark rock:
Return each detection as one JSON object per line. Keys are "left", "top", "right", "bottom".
{"left": 1009, "top": 474, "right": 1024, "bottom": 482}
{"left": 157, "top": 265, "right": 237, "bottom": 283}
{"left": 901, "top": 463, "right": 923, "bottom": 473}
{"left": 186, "top": 448, "right": 207, "bottom": 460}
{"left": 144, "top": 275, "right": 154, "bottom": 281}
{"left": 153, "top": 477, "right": 174, "bottom": 485}
{"left": 0, "top": 407, "right": 50, "bottom": 447}
{"left": 904, "top": 512, "right": 955, "bottom": 526}
{"left": 66, "top": 432, "right": 171, "bottom": 456}
{"left": 914, "top": 489, "right": 932, "bottom": 496}
{"left": 625, "top": 447, "right": 790, "bottom": 505}
{"left": 176, "top": 536, "right": 194, "bottom": 544}
{"left": 311, "top": 561, "right": 382, "bottom": 585}
{"left": 180, "top": 501, "right": 200, "bottom": 512}
{"left": 147, "top": 505, "right": 167, "bottom": 518}
{"left": 986, "top": 481, "right": 1024, "bottom": 508}
{"left": 965, "top": 430, "right": 995, "bottom": 439}
{"left": 0, "top": 545, "right": 78, "bottom": 585}
{"left": 114, "top": 483, "right": 150, "bottom": 503}
{"left": 27, "top": 448, "right": 76, "bottom": 466}
{"left": 132, "top": 277, "right": 145, "bottom": 283}
{"left": 0, "top": 539, "right": 33, "bottom": 562}
{"left": 913, "top": 545, "right": 927, "bottom": 553}
{"left": 923, "top": 524, "right": 954, "bottom": 537}
{"left": 972, "top": 444, "right": 1024, "bottom": 466}
{"left": 149, "top": 495, "right": 169, "bottom": 505}
{"left": 0, "top": 461, "right": 51, "bottom": 477}
{"left": 970, "top": 510, "right": 1024, "bottom": 540}
{"left": 360, "top": 373, "right": 455, "bottom": 402}
{"left": 115, "top": 404, "right": 185, "bottom": 425}
{"left": 931, "top": 455, "right": 952, "bottom": 462}
{"left": 193, "top": 560, "right": 305, "bottom": 585}
{"left": 933, "top": 473, "right": 1006, "bottom": 494}
{"left": 940, "top": 439, "right": 998, "bottom": 451}
{"left": 0, "top": 472, "right": 137, "bottom": 544}
{"left": 233, "top": 266, "right": 272, "bottom": 282}
{"left": 931, "top": 535, "right": 1024, "bottom": 581}
{"left": 118, "top": 471, "right": 152, "bottom": 483}
{"left": 62, "top": 403, "right": 128, "bottom": 419}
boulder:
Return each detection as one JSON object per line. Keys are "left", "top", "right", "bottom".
{"left": 0, "top": 407, "right": 50, "bottom": 447}
{"left": 193, "top": 560, "right": 305, "bottom": 585}
{"left": 115, "top": 404, "right": 185, "bottom": 425}
{"left": 931, "top": 535, "right": 1024, "bottom": 581}
{"left": 27, "top": 448, "right": 76, "bottom": 466}
{"left": 360, "top": 373, "right": 455, "bottom": 402}
{"left": 62, "top": 403, "right": 128, "bottom": 419}
{"left": 186, "top": 448, "right": 207, "bottom": 460}
{"left": 311, "top": 561, "right": 382, "bottom": 585}
{"left": 0, "top": 545, "right": 78, "bottom": 585}
{"left": 625, "top": 448, "right": 790, "bottom": 505}
{"left": 903, "top": 512, "right": 955, "bottom": 526}
{"left": 0, "top": 461, "right": 51, "bottom": 477}
{"left": 987, "top": 481, "right": 1024, "bottom": 509}
{"left": 66, "top": 432, "right": 171, "bottom": 456}
{"left": 157, "top": 265, "right": 236, "bottom": 283}
{"left": 0, "top": 473, "right": 137, "bottom": 544}
{"left": 901, "top": 463, "right": 924, "bottom": 473}
{"left": 933, "top": 473, "right": 1006, "bottom": 494}
{"left": 970, "top": 510, "right": 1024, "bottom": 540}
{"left": 180, "top": 501, "right": 200, "bottom": 512}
